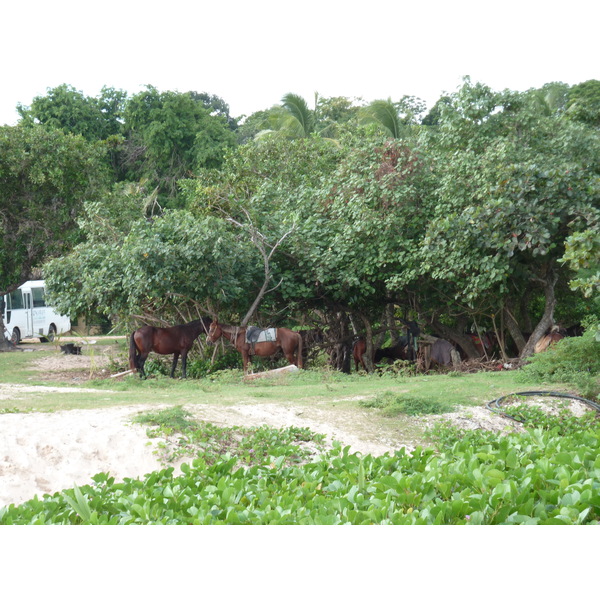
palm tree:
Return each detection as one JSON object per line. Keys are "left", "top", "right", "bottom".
{"left": 359, "top": 96, "right": 426, "bottom": 138}
{"left": 257, "top": 93, "right": 316, "bottom": 139}
{"left": 360, "top": 99, "right": 405, "bottom": 138}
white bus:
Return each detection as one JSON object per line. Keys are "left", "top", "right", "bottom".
{"left": 1, "top": 280, "right": 71, "bottom": 344}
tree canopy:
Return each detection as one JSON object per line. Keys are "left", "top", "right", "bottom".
{"left": 3, "top": 79, "right": 599, "bottom": 364}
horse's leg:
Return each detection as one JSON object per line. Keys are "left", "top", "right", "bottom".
{"left": 181, "top": 351, "right": 188, "bottom": 379}
{"left": 139, "top": 353, "right": 149, "bottom": 379}
{"left": 284, "top": 350, "right": 296, "bottom": 366}
{"left": 360, "top": 354, "right": 367, "bottom": 371}
{"left": 296, "top": 334, "right": 303, "bottom": 369}
{"left": 171, "top": 352, "right": 179, "bottom": 378}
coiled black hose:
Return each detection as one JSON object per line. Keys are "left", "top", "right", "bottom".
{"left": 486, "top": 391, "right": 600, "bottom": 423}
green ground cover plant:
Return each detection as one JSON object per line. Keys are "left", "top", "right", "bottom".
{"left": 132, "top": 406, "right": 325, "bottom": 466}
{"left": 2, "top": 415, "right": 599, "bottom": 524}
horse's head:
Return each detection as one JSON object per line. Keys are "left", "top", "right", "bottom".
{"left": 206, "top": 320, "right": 221, "bottom": 344}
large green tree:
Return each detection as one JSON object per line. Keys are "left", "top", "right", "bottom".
{"left": 185, "top": 130, "right": 436, "bottom": 369}
{"left": 45, "top": 205, "right": 261, "bottom": 327}
{"left": 418, "top": 79, "right": 600, "bottom": 357}
{"left": 121, "top": 86, "right": 236, "bottom": 201}
{"left": 0, "top": 124, "right": 110, "bottom": 349}
{"left": 17, "top": 84, "right": 127, "bottom": 141}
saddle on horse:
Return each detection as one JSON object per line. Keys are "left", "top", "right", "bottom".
{"left": 246, "top": 327, "right": 277, "bottom": 354}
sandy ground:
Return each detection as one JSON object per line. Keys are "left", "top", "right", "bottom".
{"left": 0, "top": 404, "right": 163, "bottom": 507}
{"left": 0, "top": 346, "right": 593, "bottom": 508}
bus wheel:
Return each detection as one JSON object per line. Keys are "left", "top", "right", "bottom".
{"left": 42, "top": 324, "right": 57, "bottom": 343}
{"left": 11, "top": 328, "right": 21, "bottom": 345}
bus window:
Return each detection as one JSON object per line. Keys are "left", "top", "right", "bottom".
{"left": 31, "top": 287, "right": 46, "bottom": 308}
{"left": 9, "top": 290, "right": 23, "bottom": 310}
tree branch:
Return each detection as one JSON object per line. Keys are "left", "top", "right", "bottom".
{"left": 223, "top": 207, "right": 295, "bottom": 326}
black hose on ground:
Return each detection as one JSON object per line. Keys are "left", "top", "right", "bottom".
{"left": 486, "top": 391, "right": 600, "bottom": 423}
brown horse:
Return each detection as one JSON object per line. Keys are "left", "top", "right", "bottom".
{"left": 129, "top": 317, "right": 212, "bottom": 379}
{"left": 534, "top": 326, "right": 566, "bottom": 354}
{"left": 353, "top": 338, "right": 368, "bottom": 371}
{"left": 206, "top": 320, "right": 303, "bottom": 373}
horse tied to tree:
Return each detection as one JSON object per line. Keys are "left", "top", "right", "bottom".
{"left": 206, "top": 319, "right": 303, "bottom": 373}
{"left": 129, "top": 317, "right": 213, "bottom": 378}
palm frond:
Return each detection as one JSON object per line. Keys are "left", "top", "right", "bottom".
{"left": 281, "top": 93, "right": 314, "bottom": 136}
{"left": 359, "top": 99, "right": 404, "bottom": 138}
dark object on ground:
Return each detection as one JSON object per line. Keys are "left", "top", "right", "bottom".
{"left": 60, "top": 343, "right": 82, "bottom": 355}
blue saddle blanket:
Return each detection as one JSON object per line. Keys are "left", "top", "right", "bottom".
{"left": 246, "top": 327, "right": 277, "bottom": 345}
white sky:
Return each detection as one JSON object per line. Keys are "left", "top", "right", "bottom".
{"left": 2, "top": 0, "right": 598, "bottom": 125}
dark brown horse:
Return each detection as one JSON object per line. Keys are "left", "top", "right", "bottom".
{"left": 129, "top": 317, "right": 212, "bottom": 378}
{"left": 206, "top": 320, "right": 303, "bottom": 373}
{"left": 353, "top": 337, "right": 408, "bottom": 371}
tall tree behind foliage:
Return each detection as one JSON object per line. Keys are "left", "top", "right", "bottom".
{"left": 566, "top": 79, "right": 600, "bottom": 127}
{"left": 359, "top": 96, "right": 426, "bottom": 138}
{"left": 257, "top": 93, "right": 362, "bottom": 140}
{"left": 0, "top": 125, "right": 109, "bottom": 349}
{"left": 17, "top": 84, "right": 127, "bottom": 141}
{"left": 121, "top": 86, "right": 236, "bottom": 203}
{"left": 188, "top": 92, "right": 238, "bottom": 131}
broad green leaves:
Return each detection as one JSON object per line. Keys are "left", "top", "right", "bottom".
{"left": 45, "top": 210, "right": 260, "bottom": 320}
{"left": 2, "top": 420, "right": 599, "bottom": 525}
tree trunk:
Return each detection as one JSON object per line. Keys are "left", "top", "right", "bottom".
{"left": 358, "top": 313, "right": 375, "bottom": 373}
{"left": 327, "top": 311, "right": 352, "bottom": 373}
{"left": 0, "top": 312, "right": 16, "bottom": 352}
{"left": 519, "top": 290, "right": 533, "bottom": 334}
{"left": 385, "top": 303, "right": 400, "bottom": 346}
{"left": 520, "top": 271, "right": 558, "bottom": 359}
{"left": 503, "top": 304, "right": 527, "bottom": 356}
{"left": 430, "top": 319, "right": 480, "bottom": 359}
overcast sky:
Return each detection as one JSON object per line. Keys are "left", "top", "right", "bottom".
{"left": 2, "top": 0, "right": 598, "bottom": 125}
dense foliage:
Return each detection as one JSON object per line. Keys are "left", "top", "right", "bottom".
{"left": 2, "top": 416, "right": 599, "bottom": 524}
{"left": 518, "top": 329, "right": 600, "bottom": 398}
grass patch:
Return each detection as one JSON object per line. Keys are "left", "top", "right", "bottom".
{"left": 360, "top": 392, "right": 454, "bottom": 416}
{"left": 0, "top": 350, "right": 42, "bottom": 383}
{"left": 132, "top": 405, "right": 198, "bottom": 432}
{"left": 0, "top": 345, "right": 580, "bottom": 423}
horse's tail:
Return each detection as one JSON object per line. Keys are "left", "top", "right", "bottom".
{"left": 129, "top": 331, "right": 139, "bottom": 373}
{"left": 296, "top": 331, "right": 303, "bottom": 369}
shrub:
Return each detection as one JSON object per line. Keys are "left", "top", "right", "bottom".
{"left": 185, "top": 350, "right": 243, "bottom": 378}
{"left": 517, "top": 329, "right": 600, "bottom": 399}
